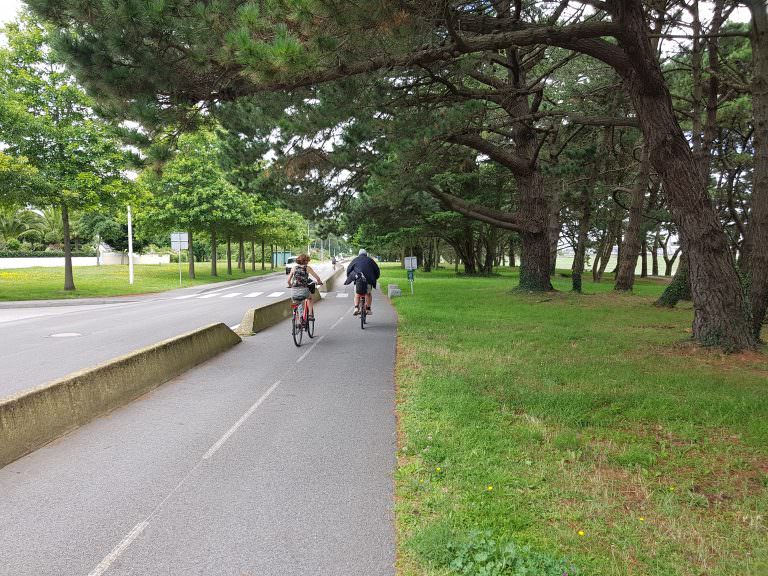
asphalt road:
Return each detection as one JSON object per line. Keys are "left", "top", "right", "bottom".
{"left": 0, "top": 283, "right": 396, "bottom": 575}
{"left": 0, "top": 264, "right": 335, "bottom": 400}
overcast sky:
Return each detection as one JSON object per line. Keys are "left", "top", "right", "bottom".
{"left": 0, "top": 0, "right": 22, "bottom": 25}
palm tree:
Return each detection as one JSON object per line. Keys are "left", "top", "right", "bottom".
{"left": 37, "top": 206, "right": 65, "bottom": 247}
{"left": 0, "top": 205, "right": 43, "bottom": 244}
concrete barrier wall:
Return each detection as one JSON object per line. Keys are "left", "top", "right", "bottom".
{"left": 0, "top": 257, "right": 98, "bottom": 269}
{"left": 0, "top": 323, "right": 241, "bottom": 469}
{"left": 100, "top": 253, "right": 171, "bottom": 265}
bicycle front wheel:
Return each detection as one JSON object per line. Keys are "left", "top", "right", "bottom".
{"left": 306, "top": 315, "right": 315, "bottom": 338}
{"left": 292, "top": 314, "right": 303, "bottom": 347}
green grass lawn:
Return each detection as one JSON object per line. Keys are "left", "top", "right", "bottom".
{"left": 385, "top": 265, "right": 767, "bottom": 576}
{"left": 0, "top": 263, "right": 276, "bottom": 301}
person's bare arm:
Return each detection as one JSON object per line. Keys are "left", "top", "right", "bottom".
{"left": 307, "top": 266, "right": 323, "bottom": 284}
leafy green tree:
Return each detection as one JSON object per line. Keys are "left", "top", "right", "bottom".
{"left": 0, "top": 14, "right": 133, "bottom": 290}
{"left": 138, "top": 130, "right": 257, "bottom": 278}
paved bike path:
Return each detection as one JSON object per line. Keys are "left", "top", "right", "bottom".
{"left": 0, "top": 287, "right": 396, "bottom": 575}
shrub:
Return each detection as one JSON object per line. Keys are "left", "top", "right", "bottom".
{"left": 0, "top": 250, "right": 96, "bottom": 258}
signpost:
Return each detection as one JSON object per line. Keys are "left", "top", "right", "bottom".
{"left": 405, "top": 256, "right": 417, "bottom": 294}
{"left": 171, "top": 232, "right": 189, "bottom": 286}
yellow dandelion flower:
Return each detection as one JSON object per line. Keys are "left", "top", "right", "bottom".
{"left": 639, "top": 517, "right": 645, "bottom": 522}
{"left": 487, "top": 485, "right": 493, "bottom": 491}
{"left": 436, "top": 467, "right": 441, "bottom": 472}
{"left": 578, "top": 530, "right": 585, "bottom": 537}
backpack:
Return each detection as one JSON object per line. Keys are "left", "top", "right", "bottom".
{"left": 354, "top": 272, "right": 368, "bottom": 295}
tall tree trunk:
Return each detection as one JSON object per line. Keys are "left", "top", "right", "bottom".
{"left": 617, "top": 0, "right": 755, "bottom": 349}
{"left": 61, "top": 204, "right": 75, "bottom": 291}
{"left": 509, "top": 237, "right": 516, "bottom": 268}
{"left": 745, "top": 0, "right": 768, "bottom": 340}
{"left": 270, "top": 245, "right": 274, "bottom": 270}
{"left": 652, "top": 232, "right": 659, "bottom": 276}
{"left": 594, "top": 213, "right": 620, "bottom": 282}
{"left": 261, "top": 239, "right": 265, "bottom": 270}
{"left": 640, "top": 238, "right": 648, "bottom": 278}
{"left": 548, "top": 186, "right": 560, "bottom": 275}
{"left": 210, "top": 229, "right": 218, "bottom": 276}
{"left": 518, "top": 173, "right": 553, "bottom": 290}
{"left": 655, "top": 254, "right": 692, "bottom": 307}
{"left": 188, "top": 230, "right": 196, "bottom": 279}
{"left": 572, "top": 189, "right": 590, "bottom": 294}
{"left": 226, "top": 236, "right": 232, "bottom": 275}
{"left": 573, "top": 129, "right": 606, "bottom": 292}
{"left": 615, "top": 148, "right": 651, "bottom": 291}
{"left": 238, "top": 236, "right": 246, "bottom": 272}
{"left": 251, "top": 240, "right": 256, "bottom": 271}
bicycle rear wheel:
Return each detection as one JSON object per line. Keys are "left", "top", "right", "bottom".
{"left": 292, "top": 311, "right": 303, "bottom": 347}
{"left": 360, "top": 303, "right": 366, "bottom": 329}
{"left": 306, "top": 310, "right": 315, "bottom": 338}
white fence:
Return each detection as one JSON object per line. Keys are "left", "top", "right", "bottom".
{"left": 0, "top": 253, "right": 170, "bottom": 270}
{"left": 100, "top": 253, "right": 170, "bottom": 266}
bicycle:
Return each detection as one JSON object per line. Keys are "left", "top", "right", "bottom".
{"left": 290, "top": 282, "right": 318, "bottom": 347}
{"left": 355, "top": 285, "right": 368, "bottom": 330}
{"left": 357, "top": 297, "right": 367, "bottom": 329}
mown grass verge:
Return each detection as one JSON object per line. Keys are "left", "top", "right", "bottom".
{"left": 0, "top": 263, "right": 275, "bottom": 301}
{"left": 383, "top": 265, "right": 767, "bottom": 576}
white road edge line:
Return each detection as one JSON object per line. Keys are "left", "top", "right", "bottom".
{"left": 87, "top": 521, "right": 148, "bottom": 576}
{"left": 296, "top": 335, "right": 325, "bottom": 364}
{"left": 202, "top": 380, "right": 282, "bottom": 460}
{"left": 330, "top": 316, "right": 344, "bottom": 330}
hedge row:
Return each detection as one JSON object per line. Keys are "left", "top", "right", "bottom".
{"left": 0, "top": 250, "right": 96, "bottom": 258}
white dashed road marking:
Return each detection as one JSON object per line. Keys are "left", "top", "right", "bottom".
{"left": 197, "top": 294, "right": 218, "bottom": 299}
{"left": 203, "top": 380, "right": 282, "bottom": 460}
{"left": 266, "top": 292, "right": 284, "bottom": 298}
{"left": 244, "top": 292, "right": 263, "bottom": 298}
{"left": 221, "top": 293, "right": 241, "bottom": 298}
{"left": 173, "top": 294, "right": 198, "bottom": 300}
{"left": 336, "top": 293, "right": 348, "bottom": 298}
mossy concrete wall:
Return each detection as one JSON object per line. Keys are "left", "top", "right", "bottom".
{"left": 0, "top": 323, "right": 241, "bottom": 469}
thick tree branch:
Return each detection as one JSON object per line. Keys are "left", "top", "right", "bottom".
{"left": 447, "top": 133, "right": 533, "bottom": 175}
{"left": 429, "top": 187, "right": 539, "bottom": 232}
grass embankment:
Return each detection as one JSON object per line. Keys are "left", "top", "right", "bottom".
{"left": 0, "top": 263, "right": 275, "bottom": 301}
{"left": 385, "top": 266, "right": 767, "bottom": 576}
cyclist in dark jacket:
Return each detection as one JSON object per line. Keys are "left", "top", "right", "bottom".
{"left": 345, "top": 249, "right": 381, "bottom": 315}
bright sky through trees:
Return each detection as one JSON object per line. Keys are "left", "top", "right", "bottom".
{"left": 0, "top": 1, "right": 22, "bottom": 25}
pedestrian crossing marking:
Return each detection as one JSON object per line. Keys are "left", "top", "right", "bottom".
{"left": 221, "top": 293, "right": 242, "bottom": 298}
{"left": 266, "top": 291, "right": 285, "bottom": 298}
{"left": 244, "top": 292, "right": 263, "bottom": 298}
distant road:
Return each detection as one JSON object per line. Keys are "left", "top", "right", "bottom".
{"left": 0, "top": 265, "right": 333, "bottom": 399}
